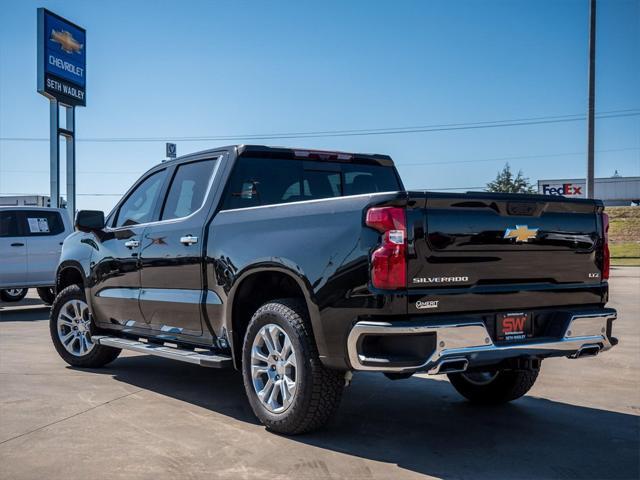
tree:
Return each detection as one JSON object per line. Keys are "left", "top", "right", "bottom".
{"left": 486, "top": 163, "right": 536, "bottom": 194}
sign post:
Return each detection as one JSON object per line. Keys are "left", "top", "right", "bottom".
{"left": 49, "top": 101, "right": 60, "bottom": 209}
{"left": 37, "top": 8, "right": 86, "bottom": 218}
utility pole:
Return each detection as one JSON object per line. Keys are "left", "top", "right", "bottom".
{"left": 586, "top": 0, "right": 596, "bottom": 198}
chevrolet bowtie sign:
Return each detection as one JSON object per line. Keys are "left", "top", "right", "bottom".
{"left": 37, "top": 8, "right": 86, "bottom": 107}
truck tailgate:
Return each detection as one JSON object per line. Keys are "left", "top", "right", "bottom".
{"left": 405, "top": 191, "right": 606, "bottom": 314}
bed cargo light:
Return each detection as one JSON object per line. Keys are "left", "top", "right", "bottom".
{"left": 294, "top": 150, "right": 352, "bottom": 161}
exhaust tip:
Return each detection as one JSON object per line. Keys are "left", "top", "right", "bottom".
{"left": 570, "top": 345, "right": 601, "bottom": 359}
{"left": 433, "top": 358, "right": 469, "bottom": 374}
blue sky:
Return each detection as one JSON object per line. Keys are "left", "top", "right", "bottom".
{"left": 1, "top": 0, "right": 638, "bottom": 212}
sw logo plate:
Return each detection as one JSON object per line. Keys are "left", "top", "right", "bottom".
{"left": 496, "top": 312, "right": 532, "bottom": 341}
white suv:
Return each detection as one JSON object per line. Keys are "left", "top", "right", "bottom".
{"left": 0, "top": 207, "right": 72, "bottom": 304}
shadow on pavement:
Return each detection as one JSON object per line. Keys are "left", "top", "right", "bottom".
{"left": 82, "top": 355, "right": 639, "bottom": 479}
{"left": 0, "top": 306, "right": 50, "bottom": 322}
{"left": 0, "top": 296, "right": 46, "bottom": 308}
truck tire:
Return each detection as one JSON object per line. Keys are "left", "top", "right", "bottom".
{"left": 37, "top": 287, "right": 56, "bottom": 305}
{"left": 50, "top": 285, "right": 121, "bottom": 368}
{"left": 1, "top": 288, "right": 28, "bottom": 302}
{"left": 241, "top": 298, "right": 344, "bottom": 435}
{"left": 447, "top": 369, "right": 539, "bottom": 404}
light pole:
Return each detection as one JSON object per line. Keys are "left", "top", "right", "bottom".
{"left": 586, "top": 0, "right": 596, "bottom": 198}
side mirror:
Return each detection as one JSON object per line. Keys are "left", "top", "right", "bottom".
{"left": 75, "top": 210, "right": 105, "bottom": 232}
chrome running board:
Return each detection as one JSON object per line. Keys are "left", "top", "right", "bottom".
{"left": 93, "top": 336, "right": 233, "bottom": 368}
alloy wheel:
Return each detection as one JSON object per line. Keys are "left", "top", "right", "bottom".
{"left": 5, "top": 289, "right": 26, "bottom": 297}
{"left": 57, "top": 299, "right": 95, "bottom": 356}
{"left": 250, "top": 323, "right": 298, "bottom": 413}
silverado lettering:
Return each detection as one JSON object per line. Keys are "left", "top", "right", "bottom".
{"left": 413, "top": 276, "right": 469, "bottom": 284}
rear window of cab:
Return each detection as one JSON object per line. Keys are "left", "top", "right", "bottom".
{"left": 222, "top": 157, "right": 400, "bottom": 210}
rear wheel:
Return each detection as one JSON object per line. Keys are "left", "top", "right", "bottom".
{"left": 241, "top": 298, "right": 344, "bottom": 435}
{"left": 37, "top": 287, "right": 56, "bottom": 305}
{"left": 447, "top": 368, "right": 539, "bottom": 404}
{"left": 50, "top": 285, "right": 121, "bottom": 368}
{"left": 0, "top": 288, "right": 28, "bottom": 302}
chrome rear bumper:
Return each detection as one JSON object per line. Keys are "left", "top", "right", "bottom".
{"left": 347, "top": 310, "right": 616, "bottom": 374}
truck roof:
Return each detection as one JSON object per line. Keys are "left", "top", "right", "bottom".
{"left": 165, "top": 144, "right": 395, "bottom": 167}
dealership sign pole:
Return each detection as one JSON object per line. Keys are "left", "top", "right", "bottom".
{"left": 37, "top": 8, "right": 86, "bottom": 218}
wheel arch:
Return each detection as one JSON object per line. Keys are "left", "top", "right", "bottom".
{"left": 227, "top": 263, "right": 323, "bottom": 369}
{"left": 56, "top": 261, "right": 88, "bottom": 292}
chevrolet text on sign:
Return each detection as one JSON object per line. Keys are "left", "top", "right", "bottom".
{"left": 37, "top": 8, "right": 86, "bottom": 106}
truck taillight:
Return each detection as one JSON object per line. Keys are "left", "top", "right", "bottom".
{"left": 366, "top": 207, "right": 406, "bottom": 289}
{"left": 602, "top": 212, "right": 610, "bottom": 280}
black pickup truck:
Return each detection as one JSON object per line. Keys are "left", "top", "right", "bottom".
{"left": 51, "top": 145, "right": 616, "bottom": 434}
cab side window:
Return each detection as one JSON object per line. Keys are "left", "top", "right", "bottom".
{"left": 0, "top": 211, "right": 19, "bottom": 237}
{"left": 22, "top": 211, "right": 64, "bottom": 236}
{"left": 161, "top": 159, "right": 216, "bottom": 220}
{"left": 223, "top": 158, "right": 302, "bottom": 210}
{"left": 115, "top": 170, "right": 166, "bottom": 228}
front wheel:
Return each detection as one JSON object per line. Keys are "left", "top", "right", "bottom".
{"left": 447, "top": 368, "right": 539, "bottom": 404}
{"left": 1, "top": 288, "right": 28, "bottom": 302}
{"left": 50, "top": 285, "right": 121, "bottom": 368}
{"left": 241, "top": 299, "right": 344, "bottom": 435}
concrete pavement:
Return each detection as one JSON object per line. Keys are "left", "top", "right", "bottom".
{"left": 0, "top": 268, "right": 638, "bottom": 479}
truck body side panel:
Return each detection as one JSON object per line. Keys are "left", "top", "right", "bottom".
{"left": 205, "top": 192, "right": 404, "bottom": 368}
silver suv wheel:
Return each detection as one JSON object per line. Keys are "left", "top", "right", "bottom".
{"left": 250, "top": 323, "right": 298, "bottom": 413}
{"left": 56, "top": 299, "right": 95, "bottom": 357}
{"left": 5, "top": 289, "right": 25, "bottom": 296}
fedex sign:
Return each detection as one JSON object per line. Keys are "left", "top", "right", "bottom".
{"left": 540, "top": 182, "right": 585, "bottom": 197}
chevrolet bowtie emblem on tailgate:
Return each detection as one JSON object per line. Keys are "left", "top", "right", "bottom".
{"left": 503, "top": 225, "right": 539, "bottom": 242}
{"left": 50, "top": 29, "right": 84, "bottom": 54}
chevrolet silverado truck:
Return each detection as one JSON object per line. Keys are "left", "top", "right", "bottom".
{"left": 50, "top": 145, "right": 617, "bottom": 434}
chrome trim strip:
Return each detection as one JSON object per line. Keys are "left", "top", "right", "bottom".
{"left": 139, "top": 289, "right": 222, "bottom": 305}
{"left": 140, "top": 289, "right": 201, "bottom": 304}
{"left": 95, "top": 288, "right": 139, "bottom": 300}
{"left": 218, "top": 191, "right": 399, "bottom": 213}
{"left": 96, "top": 288, "right": 222, "bottom": 305}
{"left": 346, "top": 312, "right": 616, "bottom": 374}
{"left": 205, "top": 290, "right": 222, "bottom": 305}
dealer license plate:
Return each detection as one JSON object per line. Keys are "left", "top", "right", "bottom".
{"left": 496, "top": 312, "right": 532, "bottom": 341}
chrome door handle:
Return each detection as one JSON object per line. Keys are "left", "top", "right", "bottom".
{"left": 124, "top": 240, "right": 140, "bottom": 249}
{"left": 180, "top": 235, "right": 198, "bottom": 245}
